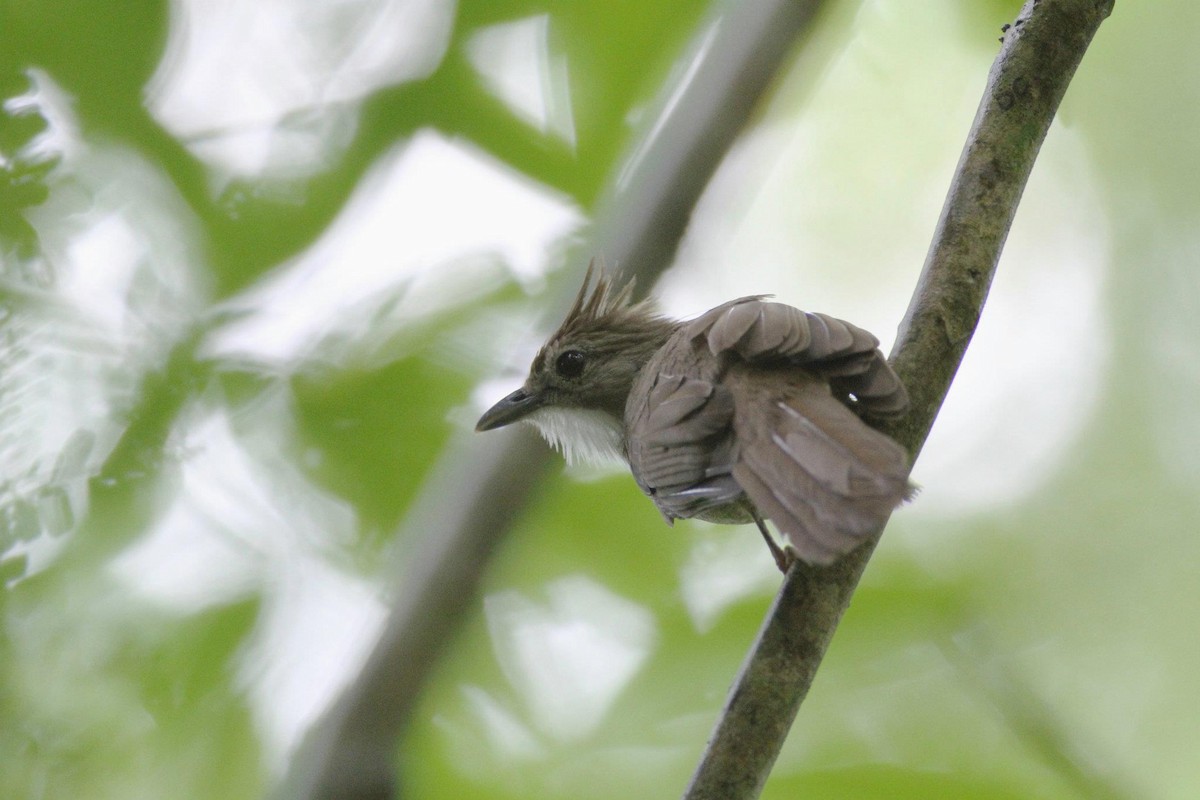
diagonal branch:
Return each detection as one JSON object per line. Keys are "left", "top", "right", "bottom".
{"left": 281, "top": 1, "right": 831, "bottom": 798}
{"left": 939, "top": 630, "right": 1133, "bottom": 800}
{"left": 681, "top": 1, "right": 1116, "bottom": 798}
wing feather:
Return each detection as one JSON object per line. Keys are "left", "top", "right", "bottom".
{"left": 626, "top": 371, "right": 742, "bottom": 520}
{"left": 687, "top": 298, "right": 907, "bottom": 418}
{"left": 704, "top": 300, "right": 762, "bottom": 354}
{"left": 833, "top": 357, "right": 908, "bottom": 417}
{"left": 643, "top": 377, "right": 731, "bottom": 445}
{"left": 627, "top": 297, "right": 910, "bottom": 563}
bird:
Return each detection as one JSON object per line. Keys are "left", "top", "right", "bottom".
{"left": 475, "top": 263, "right": 913, "bottom": 569}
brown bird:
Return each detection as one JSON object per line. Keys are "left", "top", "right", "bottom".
{"left": 476, "top": 265, "right": 912, "bottom": 568}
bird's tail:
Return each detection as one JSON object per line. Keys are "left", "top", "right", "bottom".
{"left": 729, "top": 368, "right": 911, "bottom": 564}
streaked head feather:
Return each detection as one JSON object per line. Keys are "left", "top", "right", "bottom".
{"left": 546, "top": 260, "right": 663, "bottom": 349}
{"left": 491, "top": 261, "right": 679, "bottom": 457}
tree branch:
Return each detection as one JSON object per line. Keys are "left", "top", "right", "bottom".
{"left": 281, "top": 1, "right": 830, "bottom": 798}
{"left": 681, "top": 1, "right": 1115, "bottom": 798}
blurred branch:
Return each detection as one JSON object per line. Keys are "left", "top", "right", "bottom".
{"left": 593, "top": 0, "right": 827, "bottom": 291}
{"left": 939, "top": 630, "right": 1133, "bottom": 800}
{"left": 282, "top": 0, "right": 831, "bottom": 798}
{"left": 681, "top": 1, "right": 1115, "bottom": 798}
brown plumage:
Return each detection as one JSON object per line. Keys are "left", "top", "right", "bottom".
{"left": 476, "top": 264, "right": 912, "bottom": 567}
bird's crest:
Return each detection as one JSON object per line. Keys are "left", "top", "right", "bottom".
{"left": 549, "top": 260, "right": 660, "bottom": 345}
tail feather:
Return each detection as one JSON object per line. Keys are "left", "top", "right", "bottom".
{"left": 729, "top": 367, "right": 910, "bottom": 564}
{"left": 732, "top": 464, "right": 843, "bottom": 564}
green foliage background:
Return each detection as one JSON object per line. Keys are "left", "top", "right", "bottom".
{"left": 2, "top": 1, "right": 1198, "bottom": 799}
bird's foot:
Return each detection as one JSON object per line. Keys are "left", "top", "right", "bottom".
{"left": 753, "top": 514, "right": 795, "bottom": 574}
{"left": 767, "top": 541, "right": 798, "bottom": 573}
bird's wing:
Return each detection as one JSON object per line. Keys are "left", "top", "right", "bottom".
{"left": 727, "top": 367, "right": 911, "bottom": 564}
{"left": 625, "top": 372, "right": 745, "bottom": 522}
{"left": 686, "top": 296, "right": 907, "bottom": 417}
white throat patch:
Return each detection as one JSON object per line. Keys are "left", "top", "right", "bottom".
{"left": 525, "top": 407, "right": 626, "bottom": 466}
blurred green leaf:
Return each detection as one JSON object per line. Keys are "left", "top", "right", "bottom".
{"left": 292, "top": 356, "right": 469, "bottom": 549}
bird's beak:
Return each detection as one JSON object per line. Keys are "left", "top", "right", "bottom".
{"left": 475, "top": 387, "right": 544, "bottom": 431}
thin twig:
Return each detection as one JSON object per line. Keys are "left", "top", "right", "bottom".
{"left": 681, "top": 1, "right": 1115, "bottom": 798}
{"left": 281, "top": 1, "right": 829, "bottom": 798}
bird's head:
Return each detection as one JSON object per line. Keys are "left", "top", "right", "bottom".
{"left": 476, "top": 264, "right": 678, "bottom": 463}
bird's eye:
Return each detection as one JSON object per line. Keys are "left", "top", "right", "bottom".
{"left": 555, "top": 350, "right": 586, "bottom": 379}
